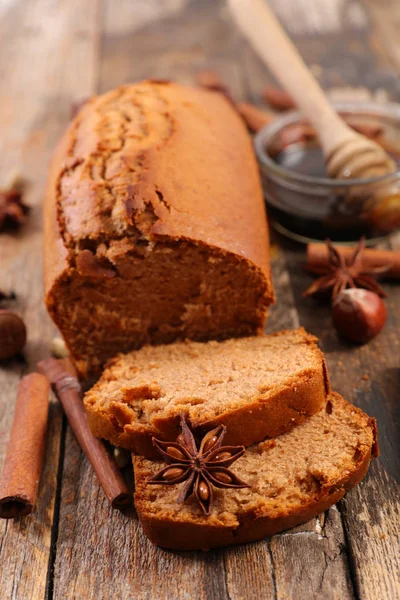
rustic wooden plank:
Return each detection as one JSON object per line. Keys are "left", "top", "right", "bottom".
{"left": 54, "top": 430, "right": 231, "bottom": 600}
{"left": 245, "top": 0, "right": 400, "bottom": 105}
{"left": 240, "top": 2, "right": 359, "bottom": 589}
{"left": 362, "top": 0, "right": 400, "bottom": 86}
{"left": 52, "top": 1, "right": 378, "bottom": 598}
{"left": 52, "top": 2, "right": 275, "bottom": 599}
{"left": 285, "top": 237, "right": 400, "bottom": 600}
{"left": 270, "top": 506, "right": 353, "bottom": 599}
{"left": 100, "top": 0, "right": 246, "bottom": 95}
{"left": 256, "top": 2, "right": 400, "bottom": 598}
{"left": 0, "top": 0, "right": 100, "bottom": 597}
{"left": 261, "top": 244, "right": 354, "bottom": 600}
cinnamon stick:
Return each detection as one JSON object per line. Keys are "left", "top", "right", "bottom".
{"left": 37, "top": 357, "right": 130, "bottom": 510}
{"left": 262, "top": 85, "right": 296, "bottom": 110}
{"left": 0, "top": 373, "right": 49, "bottom": 519}
{"left": 195, "top": 68, "right": 236, "bottom": 106}
{"left": 196, "top": 69, "right": 226, "bottom": 90}
{"left": 306, "top": 244, "right": 400, "bottom": 280}
{"left": 196, "top": 69, "right": 275, "bottom": 132}
{"left": 345, "top": 120, "right": 383, "bottom": 140}
{"left": 278, "top": 123, "right": 316, "bottom": 147}
{"left": 236, "top": 102, "right": 274, "bottom": 132}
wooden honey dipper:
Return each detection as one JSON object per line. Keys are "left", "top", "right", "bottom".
{"left": 228, "top": 0, "right": 397, "bottom": 181}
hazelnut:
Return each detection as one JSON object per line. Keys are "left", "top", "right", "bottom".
{"left": 0, "top": 310, "right": 27, "bottom": 360}
{"left": 332, "top": 289, "right": 387, "bottom": 344}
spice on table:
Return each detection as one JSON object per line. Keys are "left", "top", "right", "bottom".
{"left": 0, "top": 179, "right": 29, "bottom": 231}
{"left": 148, "top": 413, "right": 250, "bottom": 515}
{"left": 262, "top": 85, "right": 296, "bottom": 110}
{"left": 345, "top": 120, "right": 383, "bottom": 140}
{"left": 278, "top": 122, "right": 316, "bottom": 148}
{"left": 0, "top": 290, "right": 16, "bottom": 303}
{"left": 196, "top": 69, "right": 278, "bottom": 133}
{"left": 332, "top": 288, "right": 387, "bottom": 344}
{"left": 196, "top": 69, "right": 226, "bottom": 90}
{"left": 196, "top": 69, "right": 232, "bottom": 96}
{"left": 303, "top": 238, "right": 388, "bottom": 300}
{"left": 0, "top": 310, "right": 27, "bottom": 360}
{"left": 113, "top": 447, "right": 131, "bottom": 470}
{"left": 0, "top": 373, "right": 50, "bottom": 519}
{"left": 50, "top": 336, "right": 69, "bottom": 358}
{"left": 306, "top": 242, "right": 400, "bottom": 280}
{"left": 37, "top": 357, "right": 130, "bottom": 510}
{"left": 195, "top": 68, "right": 236, "bottom": 105}
{"left": 236, "top": 101, "right": 274, "bottom": 132}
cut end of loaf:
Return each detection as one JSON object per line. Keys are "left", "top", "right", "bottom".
{"left": 133, "top": 393, "right": 376, "bottom": 550}
{"left": 84, "top": 328, "right": 328, "bottom": 456}
{"left": 47, "top": 240, "right": 272, "bottom": 377}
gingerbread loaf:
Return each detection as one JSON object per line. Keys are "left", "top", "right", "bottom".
{"left": 134, "top": 393, "right": 378, "bottom": 550}
{"left": 44, "top": 81, "right": 274, "bottom": 377}
{"left": 84, "top": 328, "right": 330, "bottom": 457}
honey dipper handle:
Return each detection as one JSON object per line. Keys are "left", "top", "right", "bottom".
{"left": 228, "top": 0, "right": 354, "bottom": 154}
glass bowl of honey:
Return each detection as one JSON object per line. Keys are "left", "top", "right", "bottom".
{"left": 255, "top": 101, "right": 400, "bottom": 243}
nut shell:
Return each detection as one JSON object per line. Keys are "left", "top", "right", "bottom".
{"left": 0, "top": 310, "right": 27, "bottom": 360}
{"left": 332, "top": 289, "right": 386, "bottom": 344}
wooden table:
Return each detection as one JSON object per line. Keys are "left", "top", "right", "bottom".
{"left": 0, "top": 1, "right": 399, "bottom": 598}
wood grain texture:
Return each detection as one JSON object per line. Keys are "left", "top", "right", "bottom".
{"left": 53, "top": 3, "right": 358, "bottom": 598}
{"left": 285, "top": 237, "right": 400, "bottom": 600}
{"left": 0, "top": 0, "right": 100, "bottom": 598}
{"left": 53, "top": 2, "right": 276, "bottom": 599}
{"left": 240, "top": 2, "right": 400, "bottom": 598}
{"left": 270, "top": 506, "right": 353, "bottom": 600}
{"left": 264, "top": 241, "right": 356, "bottom": 600}
{"left": 362, "top": 0, "right": 400, "bottom": 80}
{"left": 0, "top": 0, "right": 399, "bottom": 598}
{"left": 276, "top": 2, "right": 400, "bottom": 593}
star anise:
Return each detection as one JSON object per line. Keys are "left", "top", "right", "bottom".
{"left": 0, "top": 184, "right": 29, "bottom": 231}
{"left": 147, "top": 414, "right": 250, "bottom": 515}
{"left": 303, "top": 238, "right": 388, "bottom": 301}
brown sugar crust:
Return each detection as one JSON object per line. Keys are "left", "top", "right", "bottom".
{"left": 133, "top": 393, "right": 376, "bottom": 550}
{"left": 44, "top": 81, "right": 274, "bottom": 377}
{"left": 84, "top": 328, "right": 330, "bottom": 457}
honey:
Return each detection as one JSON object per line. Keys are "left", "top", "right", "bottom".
{"left": 255, "top": 102, "right": 400, "bottom": 243}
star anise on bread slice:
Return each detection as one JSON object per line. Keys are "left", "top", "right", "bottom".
{"left": 147, "top": 414, "right": 250, "bottom": 515}
{"left": 303, "top": 238, "right": 387, "bottom": 301}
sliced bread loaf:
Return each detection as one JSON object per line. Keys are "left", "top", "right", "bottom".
{"left": 84, "top": 328, "right": 329, "bottom": 457}
{"left": 133, "top": 393, "right": 378, "bottom": 550}
{"left": 44, "top": 81, "right": 274, "bottom": 377}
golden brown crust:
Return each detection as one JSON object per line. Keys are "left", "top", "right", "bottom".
{"left": 132, "top": 393, "right": 376, "bottom": 550}
{"left": 44, "top": 81, "right": 274, "bottom": 376}
{"left": 43, "top": 125, "right": 72, "bottom": 298}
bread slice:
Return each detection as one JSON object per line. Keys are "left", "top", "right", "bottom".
{"left": 84, "top": 328, "right": 329, "bottom": 458}
{"left": 133, "top": 393, "right": 378, "bottom": 550}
